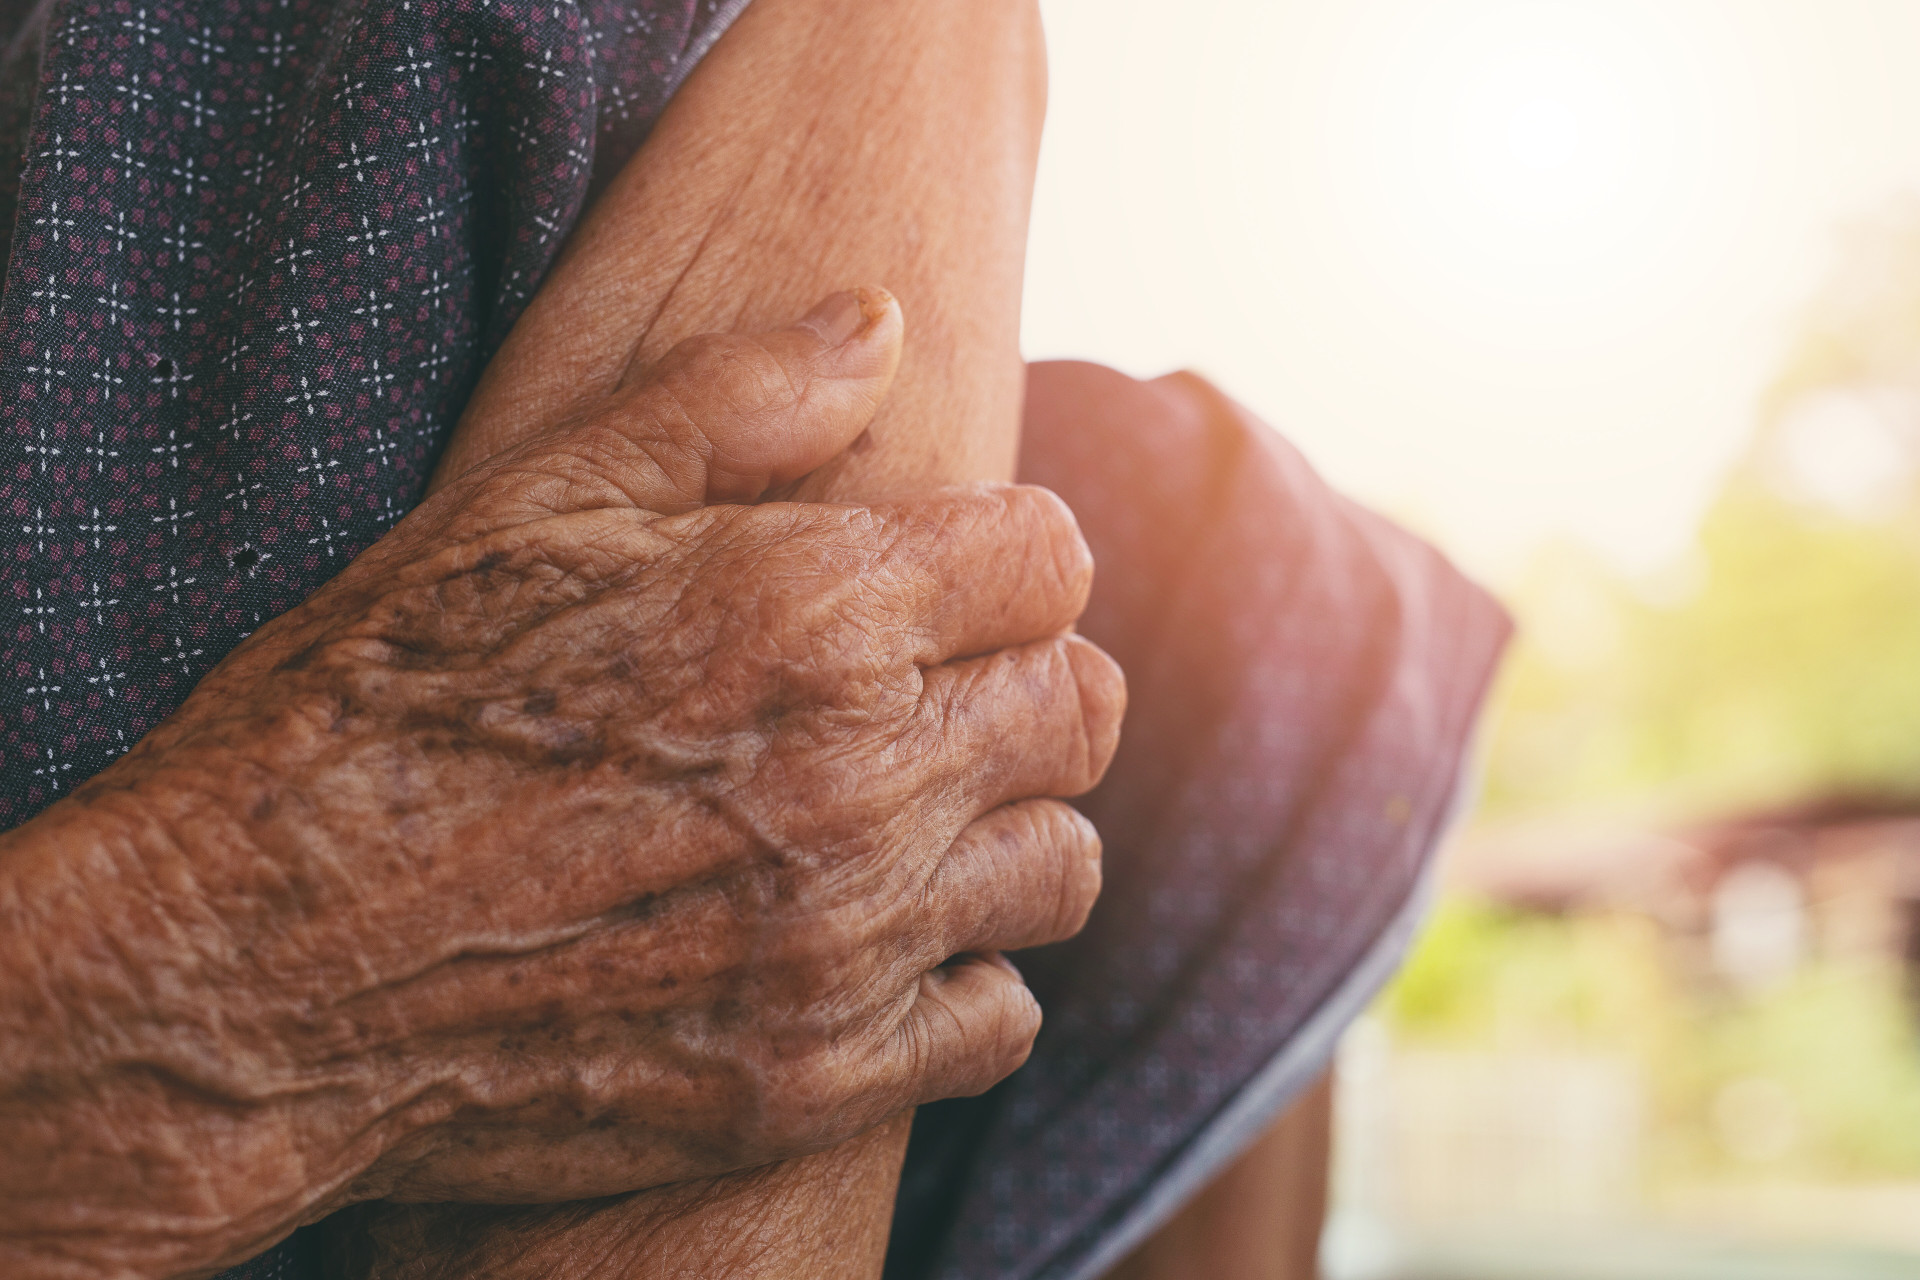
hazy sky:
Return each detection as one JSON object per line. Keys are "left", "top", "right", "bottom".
{"left": 1023, "top": 0, "right": 1920, "bottom": 581}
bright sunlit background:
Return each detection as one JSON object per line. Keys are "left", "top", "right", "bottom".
{"left": 1026, "top": 0, "right": 1920, "bottom": 580}
{"left": 1025, "top": 3, "right": 1920, "bottom": 1277}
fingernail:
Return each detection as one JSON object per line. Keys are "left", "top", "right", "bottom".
{"left": 797, "top": 291, "right": 867, "bottom": 346}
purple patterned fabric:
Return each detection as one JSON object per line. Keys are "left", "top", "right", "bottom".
{"left": 0, "top": 2, "right": 747, "bottom": 1276}
{"left": 0, "top": 0, "right": 748, "bottom": 823}
{"left": 884, "top": 364, "right": 1509, "bottom": 1279}
{"left": 1, "top": 4, "right": 1509, "bottom": 1278}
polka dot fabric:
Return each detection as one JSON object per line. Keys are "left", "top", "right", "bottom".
{"left": 0, "top": 0, "right": 749, "bottom": 825}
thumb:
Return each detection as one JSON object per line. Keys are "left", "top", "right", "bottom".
{"left": 524, "top": 288, "right": 904, "bottom": 516}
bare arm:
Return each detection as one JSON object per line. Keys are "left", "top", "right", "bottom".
{"left": 343, "top": 0, "right": 1052, "bottom": 1275}
{"left": 436, "top": 0, "right": 1044, "bottom": 497}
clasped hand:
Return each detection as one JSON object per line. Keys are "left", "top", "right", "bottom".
{"left": 0, "top": 293, "right": 1124, "bottom": 1279}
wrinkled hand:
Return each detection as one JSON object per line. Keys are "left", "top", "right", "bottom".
{"left": 0, "top": 293, "right": 1124, "bottom": 1280}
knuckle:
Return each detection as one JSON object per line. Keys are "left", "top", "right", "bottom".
{"left": 1035, "top": 801, "right": 1103, "bottom": 939}
{"left": 658, "top": 331, "right": 799, "bottom": 422}
{"left": 1008, "top": 483, "right": 1093, "bottom": 601}
{"left": 942, "top": 965, "right": 1040, "bottom": 1096}
{"left": 1062, "top": 634, "right": 1127, "bottom": 786}
{"left": 987, "top": 977, "right": 1042, "bottom": 1080}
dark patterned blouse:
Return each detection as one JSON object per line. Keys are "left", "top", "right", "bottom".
{"left": 0, "top": 0, "right": 749, "bottom": 824}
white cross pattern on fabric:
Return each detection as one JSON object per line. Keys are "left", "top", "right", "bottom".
{"left": 79, "top": 580, "right": 121, "bottom": 624}
{"left": 152, "top": 498, "right": 197, "bottom": 539}
{"left": 87, "top": 657, "right": 130, "bottom": 699}
{"left": 278, "top": 307, "right": 323, "bottom": 347}
{"left": 29, "top": 286, "right": 74, "bottom": 317}
{"left": 222, "top": 470, "right": 266, "bottom": 512}
{"left": 20, "top": 590, "right": 57, "bottom": 636}
{"left": 184, "top": 27, "right": 227, "bottom": 60}
{"left": 83, "top": 425, "right": 121, "bottom": 475}
{"left": 98, "top": 282, "right": 132, "bottom": 325}
{"left": 159, "top": 292, "right": 199, "bottom": 333}
{"left": 404, "top": 119, "right": 442, "bottom": 165}
{"left": 31, "top": 748, "right": 73, "bottom": 793}
{"left": 108, "top": 212, "right": 140, "bottom": 255}
{"left": 338, "top": 139, "right": 378, "bottom": 183}
{"left": 121, "top": 7, "right": 163, "bottom": 45}
{"left": 397, "top": 43, "right": 432, "bottom": 88}
{"left": 152, "top": 564, "right": 197, "bottom": 606}
{"left": 218, "top": 408, "right": 256, "bottom": 444}
{"left": 33, "top": 197, "right": 76, "bottom": 243}
{"left": 24, "top": 349, "right": 68, "bottom": 396}
{"left": 39, "top": 131, "right": 83, "bottom": 173}
{"left": 179, "top": 88, "right": 219, "bottom": 128}
{"left": 114, "top": 78, "right": 157, "bottom": 112}
{"left": 169, "top": 156, "right": 203, "bottom": 198}
{"left": 297, "top": 446, "right": 342, "bottom": 484}
{"left": 78, "top": 508, "right": 119, "bottom": 550}
{"left": 108, "top": 134, "right": 148, "bottom": 177}
{"left": 25, "top": 668, "right": 63, "bottom": 712}
{"left": 359, "top": 355, "right": 397, "bottom": 397}
{"left": 89, "top": 352, "right": 123, "bottom": 401}
{"left": 159, "top": 222, "right": 206, "bottom": 263}
{"left": 345, "top": 214, "right": 393, "bottom": 255}
{"left": 160, "top": 633, "right": 206, "bottom": 666}
{"left": 21, "top": 507, "right": 57, "bottom": 555}
{"left": 23, "top": 424, "right": 62, "bottom": 473}
{"left": 308, "top": 517, "right": 346, "bottom": 557}
{"left": 150, "top": 425, "right": 194, "bottom": 466}
{"left": 273, "top": 235, "right": 317, "bottom": 277}
{"left": 367, "top": 426, "right": 402, "bottom": 466}
{"left": 286, "top": 376, "right": 331, "bottom": 417}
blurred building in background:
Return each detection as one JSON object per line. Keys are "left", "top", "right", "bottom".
{"left": 1452, "top": 804, "right": 1920, "bottom": 1002}
{"left": 1327, "top": 807, "right": 1920, "bottom": 1279}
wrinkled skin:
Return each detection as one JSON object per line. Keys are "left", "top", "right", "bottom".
{"left": 0, "top": 297, "right": 1123, "bottom": 1280}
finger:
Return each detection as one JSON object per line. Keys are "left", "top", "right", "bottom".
{"left": 657, "top": 483, "right": 1096, "bottom": 672}
{"left": 853, "top": 483, "right": 1096, "bottom": 664}
{"left": 893, "top": 952, "right": 1043, "bottom": 1105}
{"left": 901, "top": 632, "right": 1126, "bottom": 811}
{"left": 494, "top": 288, "right": 905, "bottom": 515}
{"left": 918, "top": 800, "right": 1103, "bottom": 965}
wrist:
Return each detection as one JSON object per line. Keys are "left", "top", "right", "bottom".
{"left": 0, "top": 762, "right": 363, "bottom": 1277}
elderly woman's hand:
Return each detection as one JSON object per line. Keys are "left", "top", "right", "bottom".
{"left": 0, "top": 294, "right": 1123, "bottom": 1280}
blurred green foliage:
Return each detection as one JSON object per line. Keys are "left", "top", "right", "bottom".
{"left": 1381, "top": 205, "right": 1920, "bottom": 1189}
{"left": 1384, "top": 899, "right": 1920, "bottom": 1181}
{"left": 1485, "top": 203, "right": 1920, "bottom": 822}
{"left": 1484, "top": 487, "right": 1920, "bottom": 822}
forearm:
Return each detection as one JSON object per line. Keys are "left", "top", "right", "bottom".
{"left": 336, "top": 1116, "right": 912, "bottom": 1280}
{"left": 0, "top": 770, "right": 364, "bottom": 1279}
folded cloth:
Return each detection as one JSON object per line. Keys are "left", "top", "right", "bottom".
{"left": 0, "top": 0, "right": 1509, "bottom": 1275}
{"left": 886, "top": 363, "right": 1510, "bottom": 1279}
